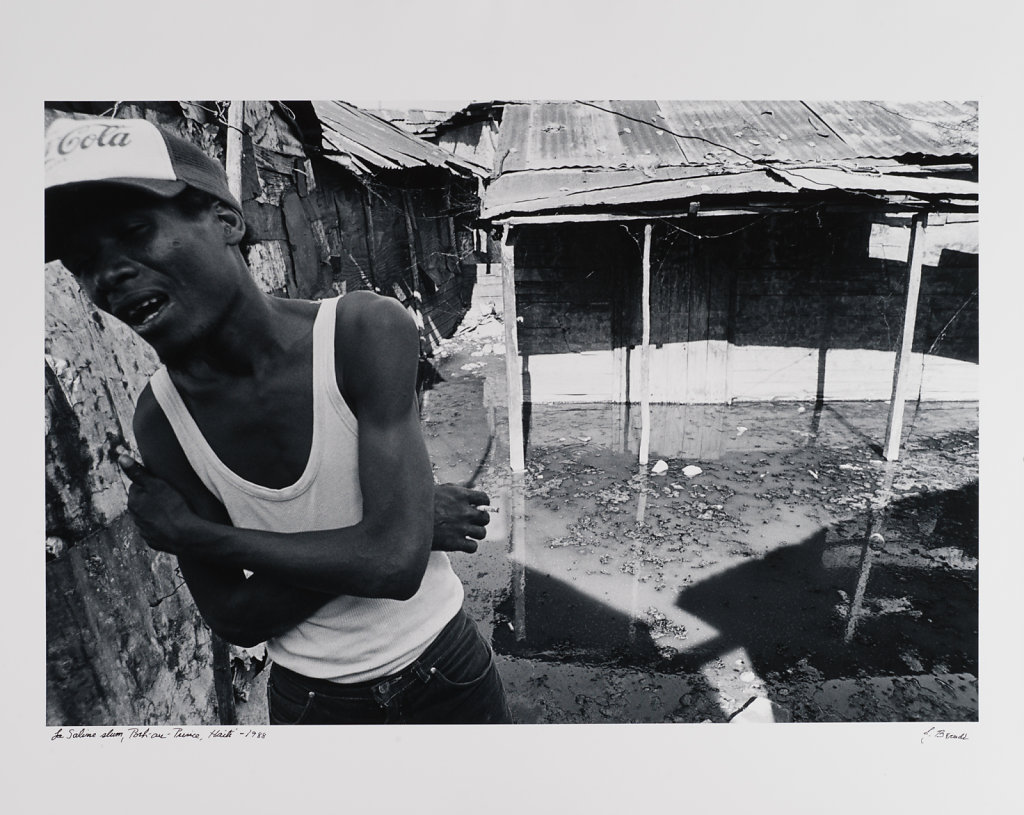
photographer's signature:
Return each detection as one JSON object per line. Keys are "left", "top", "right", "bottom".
{"left": 921, "top": 726, "right": 969, "bottom": 744}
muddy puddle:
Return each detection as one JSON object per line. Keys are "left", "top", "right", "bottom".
{"left": 420, "top": 315, "right": 979, "bottom": 723}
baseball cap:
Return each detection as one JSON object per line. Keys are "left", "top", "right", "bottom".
{"left": 45, "top": 116, "right": 242, "bottom": 260}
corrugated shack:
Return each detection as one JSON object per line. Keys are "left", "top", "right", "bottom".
{"left": 44, "top": 99, "right": 483, "bottom": 725}
{"left": 234, "top": 100, "right": 482, "bottom": 345}
{"left": 436, "top": 100, "right": 978, "bottom": 469}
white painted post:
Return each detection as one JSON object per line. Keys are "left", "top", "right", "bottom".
{"left": 844, "top": 462, "right": 898, "bottom": 642}
{"left": 511, "top": 472, "right": 527, "bottom": 640}
{"left": 612, "top": 344, "right": 628, "bottom": 453}
{"left": 226, "top": 101, "right": 244, "bottom": 204}
{"left": 639, "top": 223, "right": 653, "bottom": 467}
{"left": 883, "top": 212, "right": 929, "bottom": 461}
{"left": 502, "top": 228, "right": 525, "bottom": 472}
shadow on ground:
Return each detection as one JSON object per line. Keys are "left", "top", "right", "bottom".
{"left": 487, "top": 482, "right": 978, "bottom": 722}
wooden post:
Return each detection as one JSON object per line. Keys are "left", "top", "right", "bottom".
{"left": 502, "top": 227, "right": 525, "bottom": 472}
{"left": 844, "top": 462, "right": 898, "bottom": 643}
{"left": 629, "top": 470, "right": 648, "bottom": 647}
{"left": 400, "top": 190, "right": 426, "bottom": 349}
{"left": 883, "top": 212, "right": 928, "bottom": 461}
{"left": 210, "top": 634, "right": 237, "bottom": 725}
{"left": 400, "top": 191, "right": 422, "bottom": 305}
{"left": 358, "top": 187, "right": 379, "bottom": 291}
{"left": 226, "top": 101, "right": 244, "bottom": 205}
{"left": 639, "top": 223, "right": 653, "bottom": 467}
{"left": 511, "top": 472, "right": 527, "bottom": 641}
{"left": 611, "top": 248, "right": 630, "bottom": 452}
{"left": 444, "top": 184, "right": 459, "bottom": 272}
{"left": 611, "top": 345, "right": 628, "bottom": 453}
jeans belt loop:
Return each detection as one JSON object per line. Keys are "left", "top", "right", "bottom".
{"left": 412, "top": 662, "right": 435, "bottom": 684}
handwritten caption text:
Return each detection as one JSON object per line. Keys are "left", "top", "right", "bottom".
{"left": 51, "top": 726, "right": 266, "bottom": 743}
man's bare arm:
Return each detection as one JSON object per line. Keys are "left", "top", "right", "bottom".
{"left": 123, "top": 295, "right": 442, "bottom": 600}
{"left": 131, "top": 389, "right": 334, "bottom": 646}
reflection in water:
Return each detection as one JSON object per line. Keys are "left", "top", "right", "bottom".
{"left": 844, "top": 461, "right": 898, "bottom": 643}
{"left": 427, "top": 334, "right": 979, "bottom": 719}
{"left": 494, "top": 476, "right": 978, "bottom": 682}
{"left": 510, "top": 472, "right": 527, "bottom": 642}
{"left": 487, "top": 402, "right": 978, "bottom": 688}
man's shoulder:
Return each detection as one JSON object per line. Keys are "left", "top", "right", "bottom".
{"left": 335, "top": 291, "right": 416, "bottom": 349}
{"left": 336, "top": 289, "right": 408, "bottom": 323}
{"left": 333, "top": 292, "right": 418, "bottom": 404}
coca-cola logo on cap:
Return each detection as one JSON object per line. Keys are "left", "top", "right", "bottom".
{"left": 57, "top": 123, "right": 133, "bottom": 156}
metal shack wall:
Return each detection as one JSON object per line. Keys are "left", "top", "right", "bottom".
{"left": 512, "top": 212, "right": 977, "bottom": 404}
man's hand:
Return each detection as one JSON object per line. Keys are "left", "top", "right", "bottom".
{"left": 433, "top": 483, "right": 491, "bottom": 554}
{"left": 118, "top": 452, "right": 202, "bottom": 556}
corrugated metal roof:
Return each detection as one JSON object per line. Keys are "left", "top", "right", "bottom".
{"left": 373, "top": 108, "right": 457, "bottom": 138}
{"left": 478, "top": 100, "right": 977, "bottom": 217}
{"left": 482, "top": 164, "right": 978, "bottom": 218}
{"left": 808, "top": 101, "right": 978, "bottom": 158}
{"left": 494, "top": 100, "right": 977, "bottom": 175}
{"left": 775, "top": 166, "right": 979, "bottom": 197}
{"left": 481, "top": 168, "right": 793, "bottom": 219}
{"left": 656, "top": 100, "right": 851, "bottom": 164}
{"left": 312, "top": 101, "right": 482, "bottom": 176}
{"left": 436, "top": 119, "right": 498, "bottom": 174}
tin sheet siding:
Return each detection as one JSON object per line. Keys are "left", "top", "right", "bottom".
{"left": 512, "top": 212, "right": 977, "bottom": 404}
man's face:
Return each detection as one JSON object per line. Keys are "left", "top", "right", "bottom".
{"left": 50, "top": 187, "right": 244, "bottom": 360}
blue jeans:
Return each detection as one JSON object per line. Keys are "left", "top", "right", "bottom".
{"left": 267, "top": 609, "right": 513, "bottom": 724}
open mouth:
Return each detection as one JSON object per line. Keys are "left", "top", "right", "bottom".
{"left": 116, "top": 293, "right": 171, "bottom": 329}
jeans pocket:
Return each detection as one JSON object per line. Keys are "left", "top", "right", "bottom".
{"left": 430, "top": 639, "right": 496, "bottom": 689}
{"left": 268, "top": 677, "right": 318, "bottom": 725}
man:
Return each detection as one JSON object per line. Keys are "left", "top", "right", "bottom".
{"left": 45, "top": 114, "right": 513, "bottom": 724}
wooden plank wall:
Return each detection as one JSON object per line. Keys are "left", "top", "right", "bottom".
{"left": 240, "top": 121, "right": 477, "bottom": 354}
{"left": 515, "top": 223, "right": 636, "bottom": 401}
{"left": 514, "top": 210, "right": 978, "bottom": 404}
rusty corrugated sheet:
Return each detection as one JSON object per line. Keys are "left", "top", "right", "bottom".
{"left": 374, "top": 108, "right": 454, "bottom": 137}
{"left": 495, "top": 102, "right": 631, "bottom": 173}
{"left": 312, "top": 101, "right": 481, "bottom": 176}
{"left": 482, "top": 164, "right": 978, "bottom": 218}
{"left": 481, "top": 168, "right": 795, "bottom": 219}
{"left": 436, "top": 119, "right": 498, "bottom": 174}
{"left": 656, "top": 100, "right": 855, "bottom": 164}
{"left": 807, "top": 101, "right": 978, "bottom": 158}
{"left": 493, "top": 100, "right": 977, "bottom": 174}
{"left": 479, "top": 100, "right": 977, "bottom": 217}
{"left": 774, "top": 166, "right": 979, "bottom": 197}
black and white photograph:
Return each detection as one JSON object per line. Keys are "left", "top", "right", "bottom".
{"left": 43, "top": 97, "right": 981, "bottom": 727}
{"left": 9, "top": 2, "right": 1023, "bottom": 812}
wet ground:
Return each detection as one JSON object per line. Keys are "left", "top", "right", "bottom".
{"left": 421, "top": 311, "right": 979, "bottom": 724}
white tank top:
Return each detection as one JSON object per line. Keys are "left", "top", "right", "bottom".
{"left": 148, "top": 296, "right": 464, "bottom": 682}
